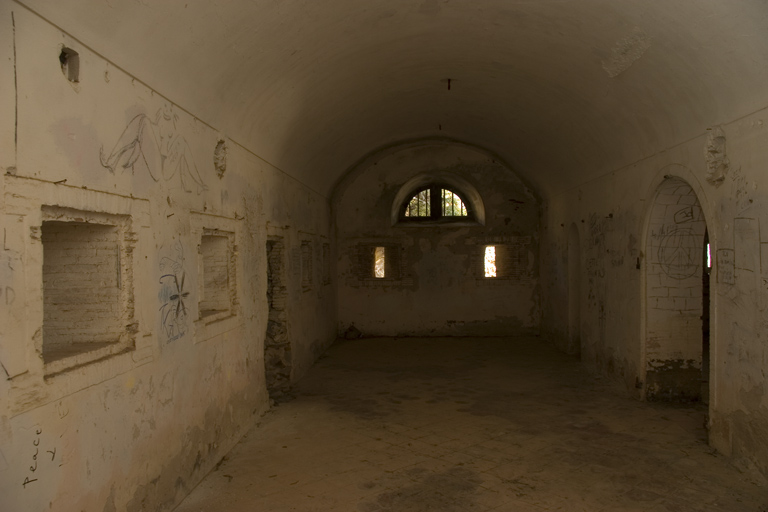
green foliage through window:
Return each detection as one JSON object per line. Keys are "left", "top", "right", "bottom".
{"left": 402, "top": 186, "right": 468, "bottom": 220}
{"left": 442, "top": 189, "right": 467, "bottom": 217}
{"left": 405, "top": 189, "right": 431, "bottom": 217}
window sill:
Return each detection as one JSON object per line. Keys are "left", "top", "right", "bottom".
{"left": 195, "top": 310, "right": 241, "bottom": 343}
{"left": 199, "top": 309, "right": 233, "bottom": 324}
{"left": 43, "top": 341, "right": 134, "bottom": 378}
{"left": 475, "top": 276, "right": 531, "bottom": 285}
{"left": 395, "top": 219, "right": 481, "bottom": 228}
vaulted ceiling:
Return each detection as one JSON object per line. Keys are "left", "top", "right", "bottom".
{"left": 22, "top": 0, "right": 768, "bottom": 197}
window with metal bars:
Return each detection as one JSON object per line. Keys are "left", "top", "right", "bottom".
{"left": 402, "top": 186, "right": 470, "bottom": 221}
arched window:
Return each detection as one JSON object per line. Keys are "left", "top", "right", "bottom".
{"left": 402, "top": 185, "right": 470, "bottom": 221}
{"left": 391, "top": 174, "right": 484, "bottom": 226}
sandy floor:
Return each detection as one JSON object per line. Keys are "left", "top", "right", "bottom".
{"left": 174, "top": 337, "right": 767, "bottom": 512}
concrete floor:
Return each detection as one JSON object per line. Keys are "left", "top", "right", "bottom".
{"left": 174, "top": 337, "right": 767, "bottom": 512}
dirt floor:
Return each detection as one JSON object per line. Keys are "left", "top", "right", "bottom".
{"left": 174, "top": 337, "right": 767, "bottom": 512}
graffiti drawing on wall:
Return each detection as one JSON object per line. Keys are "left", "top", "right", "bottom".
{"left": 21, "top": 427, "right": 58, "bottom": 488}
{"left": 673, "top": 206, "right": 694, "bottom": 224}
{"left": 100, "top": 106, "right": 207, "bottom": 194}
{"left": 658, "top": 228, "right": 699, "bottom": 279}
{"left": 159, "top": 241, "right": 190, "bottom": 343}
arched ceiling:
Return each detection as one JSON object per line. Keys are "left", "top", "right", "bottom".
{"left": 21, "top": 0, "right": 768, "bottom": 198}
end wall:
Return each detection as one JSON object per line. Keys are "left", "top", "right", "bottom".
{"left": 333, "top": 141, "right": 540, "bottom": 337}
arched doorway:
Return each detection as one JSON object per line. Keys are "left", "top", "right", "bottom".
{"left": 567, "top": 223, "right": 581, "bottom": 357}
{"left": 644, "top": 177, "right": 709, "bottom": 402}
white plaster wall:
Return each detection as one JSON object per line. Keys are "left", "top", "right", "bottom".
{"left": 333, "top": 141, "right": 540, "bottom": 337}
{"left": 0, "top": 7, "right": 335, "bottom": 511}
{"left": 541, "top": 109, "right": 768, "bottom": 479}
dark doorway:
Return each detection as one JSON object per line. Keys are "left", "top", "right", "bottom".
{"left": 567, "top": 223, "right": 581, "bottom": 357}
{"left": 644, "top": 177, "right": 708, "bottom": 402}
{"left": 701, "top": 230, "right": 711, "bottom": 404}
{"left": 264, "top": 238, "right": 291, "bottom": 401}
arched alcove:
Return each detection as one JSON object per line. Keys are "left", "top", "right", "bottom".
{"left": 644, "top": 177, "right": 709, "bottom": 402}
{"left": 332, "top": 139, "right": 540, "bottom": 337}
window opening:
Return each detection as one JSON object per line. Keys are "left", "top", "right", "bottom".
{"left": 441, "top": 189, "right": 467, "bottom": 216}
{"left": 200, "top": 234, "right": 231, "bottom": 318}
{"left": 405, "top": 189, "right": 431, "bottom": 217}
{"left": 374, "top": 247, "right": 386, "bottom": 278}
{"left": 301, "top": 241, "right": 312, "bottom": 288}
{"left": 43, "top": 221, "right": 122, "bottom": 361}
{"left": 322, "top": 243, "right": 331, "bottom": 285}
{"left": 484, "top": 246, "right": 497, "bottom": 277}
{"left": 40, "top": 208, "right": 136, "bottom": 374}
{"left": 402, "top": 185, "right": 470, "bottom": 221}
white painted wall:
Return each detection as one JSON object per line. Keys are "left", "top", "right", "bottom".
{"left": 0, "top": 6, "right": 336, "bottom": 511}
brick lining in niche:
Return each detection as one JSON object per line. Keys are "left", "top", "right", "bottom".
{"left": 351, "top": 243, "right": 402, "bottom": 281}
{"left": 322, "top": 243, "right": 331, "bottom": 285}
{"left": 41, "top": 207, "right": 135, "bottom": 373}
{"left": 301, "top": 241, "right": 312, "bottom": 290}
{"left": 472, "top": 236, "right": 533, "bottom": 283}
{"left": 644, "top": 178, "right": 707, "bottom": 401}
{"left": 265, "top": 238, "right": 291, "bottom": 399}
{"left": 199, "top": 228, "right": 236, "bottom": 321}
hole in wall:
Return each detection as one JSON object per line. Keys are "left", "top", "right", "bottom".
{"left": 265, "top": 239, "right": 292, "bottom": 400}
{"left": 40, "top": 207, "right": 136, "bottom": 374}
{"left": 59, "top": 47, "right": 79, "bottom": 83}
{"left": 322, "top": 243, "right": 331, "bottom": 285}
{"left": 301, "top": 241, "right": 312, "bottom": 289}
{"left": 199, "top": 232, "right": 233, "bottom": 319}
{"left": 567, "top": 224, "right": 582, "bottom": 357}
{"left": 484, "top": 246, "right": 497, "bottom": 277}
{"left": 214, "top": 140, "right": 227, "bottom": 179}
{"left": 374, "top": 247, "right": 386, "bottom": 278}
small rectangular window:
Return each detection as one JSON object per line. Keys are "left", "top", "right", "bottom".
{"left": 441, "top": 189, "right": 467, "bottom": 217}
{"left": 484, "top": 246, "right": 497, "bottom": 277}
{"left": 374, "top": 246, "right": 386, "bottom": 278}
{"left": 322, "top": 243, "right": 331, "bottom": 285}
{"left": 43, "top": 222, "right": 122, "bottom": 360}
{"left": 41, "top": 207, "right": 135, "bottom": 373}
{"left": 200, "top": 233, "right": 231, "bottom": 318}
{"left": 301, "top": 241, "right": 312, "bottom": 289}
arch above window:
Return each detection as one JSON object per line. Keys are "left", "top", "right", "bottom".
{"left": 391, "top": 173, "right": 485, "bottom": 226}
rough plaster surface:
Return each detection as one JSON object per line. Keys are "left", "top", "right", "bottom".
{"left": 644, "top": 178, "right": 708, "bottom": 402}
{"left": 1, "top": 0, "right": 768, "bottom": 506}
{"left": 0, "top": 7, "right": 335, "bottom": 511}
{"left": 540, "top": 109, "right": 768, "bottom": 480}
{"left": 601, "top": 27, "right": 651, "bottom": 78}
{"left": 334, "top": 141, "right": 540, "bottom": 337}
{"left": 17, "top": 0, "right": 768, "bottom": 198}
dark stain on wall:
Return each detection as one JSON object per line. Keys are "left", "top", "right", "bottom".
{"left": 126, "top": 393, "right": 256, "bottom": 512}
{"left": 645, "top": 359, "right": 701, "bottom": 402}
